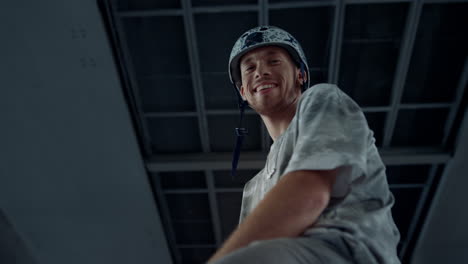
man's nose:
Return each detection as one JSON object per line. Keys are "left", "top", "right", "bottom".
{"left": 254, "top": 63, "right": 271, "bottom": 79}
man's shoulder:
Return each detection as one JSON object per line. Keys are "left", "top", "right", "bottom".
{"left": 299, "top": 83, "right": 363, "bottom": 115}
{"left": 301, "top": 83, "right": 341, "bottom": 100}
{"left": 298, "top": 83, "right": 342, "bottom": 107}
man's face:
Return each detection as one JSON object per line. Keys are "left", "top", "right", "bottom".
{"left": 239, "top": 46, "right": 305, "bottom": 116}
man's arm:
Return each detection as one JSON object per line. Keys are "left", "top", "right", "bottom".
{"left": 207, "top": 168, "right": 338, "bottom": 263}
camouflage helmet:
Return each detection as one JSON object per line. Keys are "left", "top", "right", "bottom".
{"left": 228, "top": 25, "right": 310, "bottom": 91}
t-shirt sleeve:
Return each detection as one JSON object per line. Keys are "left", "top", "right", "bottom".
{"left": 284, "top": 84, "right": 370, "bottom": 198}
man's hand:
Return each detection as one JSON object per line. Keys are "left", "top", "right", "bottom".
{"left": 207, "top": 168, "right": 338, "bottom": 263}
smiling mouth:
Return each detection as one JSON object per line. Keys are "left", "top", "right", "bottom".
{"left": 255, "top": 83, "right": 277, "bottom": 92}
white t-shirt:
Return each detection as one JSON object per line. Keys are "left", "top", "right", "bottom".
{"left": 239, "top": 83, "right": 401, "bottom": 263}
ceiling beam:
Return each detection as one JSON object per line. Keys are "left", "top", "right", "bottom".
{"left": 145, "top": 112, "right": 198, "bottom": 118}
{"left": 117, "top": 9, "right": 183, "bottom": 17}
{"left": 399, "top": 103, "right": 452, "bottom": 110}
{"left": 146, "top": 147, "right": 451, "bottom": 172}
{"left": 206, "top": 109, "right": 257, "bottom": 115}
{"left": 115, "top": 0, "right": 468, "bottom": 18}
{"left": 425, "top": 0, "right": 468, "bottom": 3}
{"left": 151, "top": 172, "right": 180, "bottom": 264}
{"left": 205, "top": 170, "right": 223, "bottom": 247}
{"left": 410, "top": 106, "right": 468, "bottom": 263}
{"left": 400, "top": 164, "right": 439, "bottom": 259}
{"left": 142, "top": 103, "right": 454, "bottom": 118}
{"left": 259, "top": 0, "right": 268, "bottom": 26}
{"left": 193, "top": 5, "right": 257, "bottom": 13}
{"left": 270, "top": 0, "right": 334, "bottom": 9}
{"left": 442, "top": 58, "right": 468, "bottom": 145}
{"left": 109, "top": 1, "right": 154, "bottom": 156}
{"left": 181, "top": 0, "right": 211, "bottom": 152}
{"left": 404, "top": 57, "right": 468, "bottom": 261}
{"left": 346, "top": 0, "right": 411, "bottom": 4}
{"left": 181, "top": 0, "right": 223, "bottom": 254}
{"left": 328, "top": 0, "right": 346, "bottom": 84}
{"left": 382, "top": 0, "right": 424, "bottom": 147}
{"left": 161, "top": 184, "right": 426, "bottom": 195}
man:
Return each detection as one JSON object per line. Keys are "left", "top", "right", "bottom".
{"left": 207, "top": 26, "right": 400, "bottom": 264}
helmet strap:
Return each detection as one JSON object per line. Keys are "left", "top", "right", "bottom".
{"left": 231, "top": 85, "right": 249, "bottom": 179}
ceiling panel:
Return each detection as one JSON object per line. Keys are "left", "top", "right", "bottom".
{"left": 339, "top": 41, "right": 399, "bottom": 107}
{"left": 344, "top": 3, "right": 409, "bottom": 40}
{"left": 166, "top": 193, "right": 212, "bottom": 221}
{"left": 194, "top": 12, "right": 258, "bottom": 73}
{"left": 387, "top": 165, "right": 431, "bottom": 185}
{"left": 179, "top": 247, "right": 216, "bottom": 264}
{"left": 339, "top": 3, "right": 409, "bottom": 107}
{"left": 364, "top": 111, "right": 386, "bottom": 147}
{"left": 173, "top": 220, "right": 215, "bottom": 244}
{"left": 147, "top": 117, "right": 202, "bottom": 153}
{"left": 270, "top": 7, "right": 334, "bottom": 69}
{"left": 308, "top": 69, "right": 329, "bottom": 87}
{"left": 391, "top": 108, "right": 449, "bottom": 147}
{"left": 160, "top": 171, "right": 207, "bottom": 189}
{"left": 217, "top": 192, "right": 243, "bottom": 240}
{"left": 138, "top": 75, "right": 195, "bottom": 112}
{"left": 121, "top": 16, "right": 190, "bottom": 76}
{"left": 202, "top": 72, "right": 238, "bottom": 110}
{"left": 403, "top": 3, "right": 468, "bottom": 103}
{"left": 213, "top": 169, "right": 259, "bottom": 188}
{"left": 391, "top": 188, "right": 423, "bottom": 243}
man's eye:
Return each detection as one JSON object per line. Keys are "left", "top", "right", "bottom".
{"left": 270, "top": 59, "right": 280, "bottom": 64}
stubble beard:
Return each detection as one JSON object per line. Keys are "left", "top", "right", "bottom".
{"left": 246, "top": 75, "right": 303, "bottom": 116}
{"left": 251, "top": 91, "right": 300, "bottom": 117}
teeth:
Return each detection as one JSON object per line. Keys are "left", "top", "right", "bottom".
{"left": 257, "top": 84, "right": 275, "bottom": 91}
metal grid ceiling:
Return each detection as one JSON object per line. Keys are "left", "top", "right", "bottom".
{"left": 101, "top": 0, "right": 468, "bottom": 263}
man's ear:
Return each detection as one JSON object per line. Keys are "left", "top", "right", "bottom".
{"left": 239, "top": 85, "right": 246, "bottom": 100}
{"left": 297, "top": 68, "right": 308, "bottom": 85}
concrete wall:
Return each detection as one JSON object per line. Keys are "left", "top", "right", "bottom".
{"left": 411, "top": 106, "right": 468, "bottom": 264}
{"left": 0, "top": 1, "right": 171, "bottom": 263}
